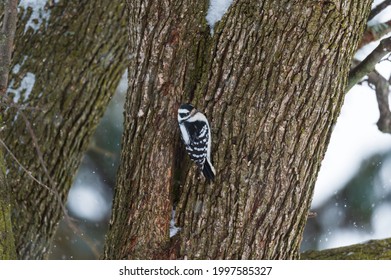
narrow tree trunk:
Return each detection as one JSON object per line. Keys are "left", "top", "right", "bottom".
{"left": 2, "top": 1, "right": 127, "bottom": 259}
{"left": 105, "top": 0, "right": 371, "bottom": 259}
{"left": 104, "top": 0, "right": 210, "bottom": 259}
{"left": 0, "top": 0, "right": 18, "bottom": 94}
{"left": 0, "top": 0, "right": 18, "bottom": 260}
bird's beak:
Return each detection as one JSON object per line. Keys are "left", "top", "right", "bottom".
{"left": 190, "top": 108, "right": 197, "bottom": 117}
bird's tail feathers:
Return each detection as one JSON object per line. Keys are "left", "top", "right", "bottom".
{"left": 202, "top": 159, "right": 216, "bottom": 181}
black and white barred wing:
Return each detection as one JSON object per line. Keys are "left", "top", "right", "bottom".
{"left": 183, "top": 120, "right": 209, "bottom": 167}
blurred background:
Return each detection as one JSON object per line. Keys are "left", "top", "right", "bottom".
{"left": 49, "top": 3, "right": 391, "bottom": 259}
{"left": 302, "top": 4, "right": 391, "bottom": 251}
{"left": 48, "top": 72, "right": 127, "bottom": 259}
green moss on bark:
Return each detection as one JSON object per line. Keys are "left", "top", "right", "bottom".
{"left": 301, "top": 238, "right": 391, "bottom": 260}
{"left": 3, "top": 1, "right": 127, "bottom": 259}
{"left": 0, "top": 138, "right": 17, "bottom": 259}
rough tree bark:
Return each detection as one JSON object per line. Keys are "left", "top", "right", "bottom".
{"left": 1, "top": 1, "right": 127, "bottom": 259}
{"left": 0, "top": 0, "right": 18, "bottom": 94}
{"left": 104, "top": 0, "right": 211, "bottom": 259}
{"left": 302, "top": 237, "right": 391, "bottom": 260}
{"left": 0, "top": 0, "right": 18, "bottom": 260}
{"left": 104, "top": 0, "right": 372, "bottom": 260}
{"left": 0, "top": 139, "right": 17, "bottom": 259}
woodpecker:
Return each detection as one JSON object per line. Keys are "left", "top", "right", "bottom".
{"left": 177, "top": 103, "right": 215, "bottom": 180}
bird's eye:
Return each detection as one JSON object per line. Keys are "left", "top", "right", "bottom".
{"left": 179, "top": 113, "right": 188, "bottom": 118}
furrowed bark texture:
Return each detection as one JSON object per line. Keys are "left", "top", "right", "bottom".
{"left": 104, "top": 0, "right": 210, "bottom": 260}
{"left": 0, "top": 0, "right": 18, "bottom": 94}
{"left": 2, "top": 1, "right": 127, "bottom": 259}
{"left": 0, "top": 0, "right": 18, "bottom": 260}
{"left": 106, "top": 0, "right": 371, "bottom": 259}
{"left": 302, "top": 238, "right": 391, "bottom": 259}
{"left": 176, "top": 0, "right": 371, "bottom": 259}
{"left": 0, "top": 140, "right": 17, "bottom": 259}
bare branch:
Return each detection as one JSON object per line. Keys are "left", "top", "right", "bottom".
{"left": 0, "top": 0, "right": 18, "bottom": 95}
{"left": 359, "top": 20, "right": 391, "bottom": 48}
{"left": 0, "top": 138, "right": 54, "bottom": 194}
{"left": 347, "top": 36, "right": 391, "bottom": 91}
{"left": 367, "top": 71, "right": 391, "bottom": 133}
{"left": 368, "top": 0, "right": 391, "bottom": 21}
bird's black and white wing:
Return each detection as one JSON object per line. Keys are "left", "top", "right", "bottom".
{"left": 183, "top": 120, "right": 209, "bottom": 167}
{"left": 177, "top": 103, "right": 216, "bottom": 180}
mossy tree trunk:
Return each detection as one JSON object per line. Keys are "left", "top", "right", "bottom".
{"left": 0, "top": 138, "right": 17, "bottom": 259}
{"left": 1, "top": 1, "right": 127, "bottom": 259}
{"left": 302, "top": 238, "right": 391, "bottom": 260}
{"left": 0, "top": 0, "right": 18, "bottom": 260}
{"left": 104, "top": 0, "right": 372, "bottom": 260}
{"left": 175, "top": 1, "right": 372, "bottom": 259}
{"left": 104, "top": 0, "right": 211, "bottom": 260}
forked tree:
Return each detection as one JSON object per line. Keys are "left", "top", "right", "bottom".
{"left": 103, "top": 0, "right": 373, "bottom": 259}
{"left": 1, "top": 0, "right": 390, "bottom": 260}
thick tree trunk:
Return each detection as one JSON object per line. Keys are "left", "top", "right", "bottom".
{"left": 0, "top": 141, "right": 17, "bottom": 259}
{"left": 175, "top": 0, "right": 371, "bottom": 260}
{"left": 2, "top": 1, "right": 127, "bottom": 259}
{"left": 0, "top": 0, "right": 18, "bottom": 260}
{"left": 105, "top": 0, "right": 371, "bottom": 259}
{"left": 104, "top": 0, "right": 210, "bottom": 260}
{"left": 0, "top": 0, "right": 18, "bottom": 95}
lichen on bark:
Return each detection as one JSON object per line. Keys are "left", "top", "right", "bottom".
{"left": 176, "top": 0, "right": 372, "bottom": 259}
{"left": 0, "top": 136, "right": 17, "bottom": 260}
{"left": 302, "top": 238, "right": 391, "bottom": 260}
{"left": 105, "top": 0, "right": 373, "bottom": 260}
{"left": 2, "top": 1, "right": 127, "bottom": 259}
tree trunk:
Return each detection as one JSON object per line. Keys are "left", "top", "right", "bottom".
{"left": 175, "top": 0, "right": 372, "bottom": 260}
{"left": 104, "top": 0, "right": 211, "bottom": 260}
{"left": 0, "top": 139, "right": 17, "bottom": 259}
{"left": 0, "top": 0, "right": 18, "bottom": 260}
{"left": 105, "top": 0, "right": 372, "bottom": 259}
{"left": 2, "top": 1, "right": 127, "bottom": 259}
{"left": 0, "top": 0, "right": 18, "bottom": 95}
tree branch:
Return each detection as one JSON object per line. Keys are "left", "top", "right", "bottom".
{"left": 359, "top": 20, "right": 391, "bottom": 48}
{"left": 0, "top": 0, "right": 18, "bottom": 95}
{"left": 368, "top": 0, "right": 391, "bottom": 21}
{"left": 301, "top": 238, "right": 391, "bottom": 259}
{"left": 367, "top": 71, "right": 391, "bottom": 133}
{"left": 347, "top": 36, "right": 391, "bottom": 91}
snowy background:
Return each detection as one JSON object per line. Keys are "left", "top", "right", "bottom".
{"left": 45, "top": 0, "right": 391, "bottom": 258}
{"left": 302, "top": 1, "right": 391, "bottom": 250}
